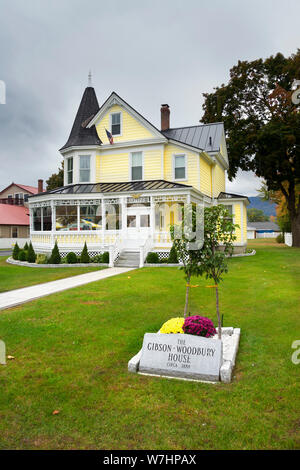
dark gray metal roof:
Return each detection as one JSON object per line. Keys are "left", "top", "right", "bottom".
{"left": 30, "top": 180, "right": 191, "bottom": 197}
{"left": 60, "top": 87, "right": 102, "bottom": 151}
{"left": 247, "top": 221, "right": 280, "bottom": 231}
{"left": 218, "top": 192, "right": 250, "bottom": 204}
{"left": 162, "top": 122, "right": 224, "bottom": 152}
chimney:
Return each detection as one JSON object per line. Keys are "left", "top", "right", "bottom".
{"left": 161, "top": 104, "right": 170, "bottom": 131}
{"left": 38, "top": 179, "right": 43, "bottom": 193}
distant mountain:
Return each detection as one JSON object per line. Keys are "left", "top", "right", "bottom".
{"left": 247, "top": 197, "right": 277, "bottom": 217}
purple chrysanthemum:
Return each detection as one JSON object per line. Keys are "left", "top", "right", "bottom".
{"left": 183, "top": 315, "right": 216, "bottom": 338}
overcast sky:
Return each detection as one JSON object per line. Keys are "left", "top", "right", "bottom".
{"left": 0, "top": 0, "right": 299, "bottom": 195}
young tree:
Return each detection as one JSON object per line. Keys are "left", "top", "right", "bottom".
{"left": 12, "top": 242, "right": 20, "bottom": 260}
{"left": 49, "top": 241, "right": 61, "bottom": 264}
{"left": 80, "top": 242, "right": 90, "bottom": 263}
{"left": 198, "top": 206, "right": 237, "bottom": 340}
{"left": 171, "top": 204, "right": 203, "bottom": 318}
{"left": 201, "top": 50, "right": 300, "bottom": 246}
{"left": 26, "top": 242, "right": 36, "bottom": 263}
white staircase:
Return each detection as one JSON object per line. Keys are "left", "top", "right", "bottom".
{"left": 115, "top": 251, "right": 140, "bottom": 267}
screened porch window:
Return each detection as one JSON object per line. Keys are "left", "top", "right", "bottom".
{"left": 105, "top": 203, "right": 122, "bottom": 230}
{"left": 131, "top": 152, "right": 143, "bottom": 181}
{"left": 56, "top": 205, "right": 77, "bottom": 231}
{"left": 33, "top": 208, "right": 42, "bottom": 231}
{"left": 174, "top": 155, "right": 186, "bottom": 180}
{"left": 80, "top": 205, "right": 102, "bottom": 230}
{"left": 79, "top": 155, "right": 91, "bottom": 182}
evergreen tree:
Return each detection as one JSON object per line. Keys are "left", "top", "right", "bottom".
{"left": 12, "top": 242, "right": 20, "bottom": 260}
{"left": 80, "top": 242, "right": 90, "bottom": 263}
{"left": 26, "top": 242, "right": 36, "bottom": 263}
{"left": 168, "top": 243, "right": 179, "bottom": 263}
{"left": 49, "top": 241, "right": 61, "bottom": 264}
{"left": 23, "top": 242, "right": 29, "bottom": 251}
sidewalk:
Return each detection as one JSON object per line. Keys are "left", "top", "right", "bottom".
{"left": 0, "top": 267, "right": 134, "bottom": 311}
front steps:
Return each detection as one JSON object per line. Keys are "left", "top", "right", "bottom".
{"left": 115, "top": 251, "right": 140, "bottom": 267}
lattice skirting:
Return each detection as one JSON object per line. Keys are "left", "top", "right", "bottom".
{"left": 153, "top": 250, "right": 188, "bottom": 262}
{"left": 59, "top": 250, "right": 105, "bottom": 259}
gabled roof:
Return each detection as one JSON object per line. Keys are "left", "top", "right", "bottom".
{"left": 87, "top": 91, "right": 166, "bottom": 140}
{"left": 218, "top": 192, "right": 250, "bottom": 204}
{"left": 0, "top": 183, "right": 39, "bottom": 195}
{"left": 31, "top": 180, "right": 191, "bottom": 196}
{"left": 60, "top": 87, "right": 102, "bottom": 151}
{"left": 162, "top": 122, "right": 224, "bottom": 152}
{"left": 0, "top": 204, "right": 29, "bottom": 225}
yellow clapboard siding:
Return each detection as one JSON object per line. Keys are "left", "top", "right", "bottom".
{"left": 97, "top": 152, "right": 129, "bottom": 182}
{"left": 144, "top": 148, "right": 162, "bottom": 180}
{"left": 214, "top": 163, "right": 225, "bottom": 197}
{"left": 163, "top": 143, "right": 199, "bottom": 190}
{"left": 200, "top": 158, "right": 212, "bottom": 196}
{"left": 234, "top": 203, "right": 242, "bottom": 243}
{"left": 96, "top": 105, "right": 154, "bottom": 144}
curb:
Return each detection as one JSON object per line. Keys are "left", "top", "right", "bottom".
{"left": 6, "top": 257, "right": 108, "bottom": 269}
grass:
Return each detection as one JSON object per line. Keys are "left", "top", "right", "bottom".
{"left": 0, "top": 239, "right": 299, "bottom": 450}
{"left": 0, "top": 256, "right": 103, "bottom": 293}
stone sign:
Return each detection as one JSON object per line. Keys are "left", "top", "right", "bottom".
{"left": 139, "top": 333, "right": 222, "bottom": 382}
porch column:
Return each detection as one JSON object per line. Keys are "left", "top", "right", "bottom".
{"left": 150, "top": 196, "right": 156, "bottom": 242}
{"left": 121, "top": 196, "right": 126, "bottom": 241}
{"left": 51, "top": 200, "right": 55, "bottom": 246}
{"left": 102, "top": 200, "right": 105, "bottom": 244}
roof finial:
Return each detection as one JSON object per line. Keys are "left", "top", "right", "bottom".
{"left": 88, "top": 70, "right": 92, "bottom": 87}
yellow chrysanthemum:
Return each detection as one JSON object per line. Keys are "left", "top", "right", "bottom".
{"left": 159, "top": 317, "right": 185, "bottom": 334}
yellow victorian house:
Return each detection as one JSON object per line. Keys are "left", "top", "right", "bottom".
{"left": 29, "top": 81, "right": 249, "bottom": 266}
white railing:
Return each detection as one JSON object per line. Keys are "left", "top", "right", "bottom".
{"left": 139, "top": 236, "right": 153, "bottom": 268}
{"left": 109, "top": 237, "right": 122, "bottom": 267}
{"left": 284, "top": 232, "right": 292, "bottom": 246}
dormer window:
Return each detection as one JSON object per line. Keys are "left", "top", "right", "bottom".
{"left": 79, "top": 155, "right": 91, "bottom": 182}
{"left": 67, "top": 157, "right": 73, "bottom": 184}
{"left": 110, "top": 112, "right": 121, "bottom": 136}
{"left": 174, "top": 154, "right": 187, "bottom": 180}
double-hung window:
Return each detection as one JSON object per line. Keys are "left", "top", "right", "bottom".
{"left": 67, "top": 157, "right": 73, "bottom": 184}
{"left": 131, "top": 152, "right": 143, "bottom": 181}
{"left": 174, "top": 155, "right": 186, "bottom": 180}
{"left": 79, "top": 155, "right": 91, "bottom": 182}
{"left": 111, "top": 112, "right": 121, "bottom": 136}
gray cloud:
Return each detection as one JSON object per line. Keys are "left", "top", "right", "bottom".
{"left": 0, "top": 0, "right": 299, "bottom": 193}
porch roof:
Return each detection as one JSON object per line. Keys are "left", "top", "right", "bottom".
{"left": 31, "top": 180, "right": 192, "bottom": 197}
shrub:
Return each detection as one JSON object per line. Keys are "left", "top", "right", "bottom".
{"left": 102, "top": 251, "right": 109, "bottom": 263}
{"left": 26, "top": 242, "right": 36, "bottom": 263}
{"left": 66, "top": 252, "right": 78, "bottom": 264}
{"left": 146, "top": 252, "right": 159, "bottom": 263}
{"left": 276, "top": 233, "right": 284, "bottom": 244}
{"left": 80, "top": 242, "right": 90, "bottom": 263}
{"left": 160, "top": 317, "right": 185, "bottom": 334}
{"left": 18, "top": 250, "right": 27, "bottom": 261}
{"left": 12, "top": 242, "right": 20, "bottom": 260}
{"left": 36, "top": 254, "right": 48, "bottom": 264}
{"left": 168, "top": 244, "right": 178, "bottom": 264}
{"left": 23, "top": 242, "right": 29, "bottom": 251}
{"left": 183, "top": 315, "right": 216, "bottom": 338}
{"left": 49, "top": 241, "right": 61, "bottom": 264}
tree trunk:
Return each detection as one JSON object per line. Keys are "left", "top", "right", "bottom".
{"left": 184, "top": 275, "right": 191, "bottom": 318}
{"left": 216, "top": 285, "right": 222, "bottom": 340}
{"left": 291, "top": 210, "right": 300, "bottom": 247}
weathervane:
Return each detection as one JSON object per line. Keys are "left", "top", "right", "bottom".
{"left": 88, "top": 70, "right": 92, "bottom": 87}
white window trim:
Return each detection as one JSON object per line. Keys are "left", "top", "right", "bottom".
{"left": 79, "top": 154, "right": 91, "bottom": 183}
{"left": 11, "top": 226, "right": 18, "bottom": 238}
{"left": 129, "top": 151, "right": 144, "bottom": 181}
{"left": 67, "top": 156, "right": 74, "bottom": 185}
{"left": 173, "top": 153, "right": 188, "bottom": 181}
{"left": 110, "top": 111, "right": 122, "bottom": 137}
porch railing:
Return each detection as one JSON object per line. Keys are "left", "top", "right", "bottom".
{"left": 139, "top": 236, "right": 153, "bottom": 268}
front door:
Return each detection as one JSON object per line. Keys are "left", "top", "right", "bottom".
{"left": 126, "top": 207, "right": 151, "bottom": 245}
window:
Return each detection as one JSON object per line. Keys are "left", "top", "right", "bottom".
{"left": 24, "top": 194, "right": 29, "bottom": 202}
{"left": 67, "top": 157, "right": 73, "bottom": 184}
{"left": 224, "top": 205, "right": 233, "bottom": 220}
{"left": 174, "top": 155, "right": 186, "bottom": 180}
{"left": 105, "top": 203, "right": 122, "bottom": 230}
{"left": 80, "top": 205, "right": 102, "bottom": 230}
{"left": 11, "top": 226, "right": 18, "bottom": 238}
{"left": 131, "top": 152, "right": 143, "bottom": 181}
{"left": 43, "top": 207, "right": 52, "bottom": 231}
{"left": 79, "top": 155, "right": 91, "bottom": 182}
{"left": 111, "top": 112, "right": 121, "bottom": 135}
{"left": 127, "top": 215, "right": 136, "bottom": 228}
{"left": 56, "top": 205, "right": 77, "bottom": 231}
{"left": 33, "top": 208, "right": 42, "bottom": 231}
{"left": 140, "top": 214, "right": 150, "bottom": 228}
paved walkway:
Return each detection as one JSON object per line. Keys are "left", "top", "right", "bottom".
{"left": 0, "top": 267, "right": 134, "bottom": 311}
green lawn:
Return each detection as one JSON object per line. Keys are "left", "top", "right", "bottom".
{"left": 0, "top": 239, "right": 299, "bottom": 450}
{"left": 0, "top": 256, "right": 102, "bottom": 293}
